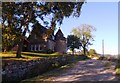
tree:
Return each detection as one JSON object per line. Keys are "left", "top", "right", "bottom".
{"left": 2, "top": 2, "right": 85, "bottom": 57}
{"left": 2, "top": 25, "right": 20, "bottom": 52}
{"left": 67, "top": 35, "right": 81, "bottom": 54}
{"left": 71, "top": 24, "right": 96, "bottom": 56}
{"left": 89, "top": 49, "right": 97, "bottom": 57}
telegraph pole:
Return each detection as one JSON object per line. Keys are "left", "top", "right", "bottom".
{"left": 102, "top": 40, "right": 104, "bottom": 57}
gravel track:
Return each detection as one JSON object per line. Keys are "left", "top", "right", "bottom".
{"left": 50, "top": 59, "right": 118, "bottom": 82}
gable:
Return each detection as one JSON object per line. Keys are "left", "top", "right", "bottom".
{"left": 28, "top": 22, "right": 47, "bottom": 42}
{"left": 55, "top": 28, "right": 66, "bottom": 40}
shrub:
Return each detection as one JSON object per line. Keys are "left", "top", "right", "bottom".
{"left": 46, "top": 49, "right": 54, "bottom": 54}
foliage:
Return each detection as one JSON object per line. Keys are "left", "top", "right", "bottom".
{"left": 67, "top": 35, "right": 81, "bottom": 54}
{"left": 116, "top": 68, "right": 120, "bottom": 79}
{"left": 118, "top": 56, "right": 120, "bottom": 67}
{"left": 71, "top": 24, "right": 96, "bottom": 55}
{"left": 116, "top": 56, "right": 120, "bottom": 79}
{"left": 115, "top": 57, "right": 120, "bottom": 79}
{"left": 46, "top": 49, "right": 54, "bottom": 54}
{"left": 2, "top": 2, "right": 85, "bottom": 57}
{"left": 80, "top": 49, "right": 89, "bottom": 55}
{"left": 2, "top": 25, "right": 21, "bottom": 52}
{"left": 89, "top": 49, "right": 97, "bottom": 57}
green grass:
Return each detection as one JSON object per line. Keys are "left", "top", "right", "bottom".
{"left": 22, "top": 52, "right": 64, "bottom": 57}
{"left": 0, "top": 51, "right": 64, "bottom": 61}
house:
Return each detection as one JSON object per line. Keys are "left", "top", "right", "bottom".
{"left": 26, "top": 22, "right": 67, "bottom": 53}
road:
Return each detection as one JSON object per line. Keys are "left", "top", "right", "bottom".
{"left": 51, "top": 59, "right": 118, "bottom": 81}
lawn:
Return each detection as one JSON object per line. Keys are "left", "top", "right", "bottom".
{"left": 22, "top": 52, "right": 65, "bottom": 57}
{"left": 0, "top": 51, "right": 64, "bottom": 61}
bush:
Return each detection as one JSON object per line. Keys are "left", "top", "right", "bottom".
{"left": 46, "top": 49, "right": 54, "bottom": 54}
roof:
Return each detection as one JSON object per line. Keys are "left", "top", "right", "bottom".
{"left": 28, "top": 22, "right": 54, "bottom": 40}
{"left": 55, "top": 28, "right": 66, "bottom": 40}
{"left": 32, "top": 22, "right": 47, "bottom": 35}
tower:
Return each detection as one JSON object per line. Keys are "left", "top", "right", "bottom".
{"left": 54, "top": 28, "right": 67, "bottom": 53}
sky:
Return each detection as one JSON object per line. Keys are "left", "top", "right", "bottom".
{"left": 55, "top": 2, "right": 118, "bottom": 55}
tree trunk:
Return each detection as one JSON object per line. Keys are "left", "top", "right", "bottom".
{"left": 16, "top": 40, "right": 23, "bottom": 58}
{"left": 83, "top": 46, "right": 86, "bottom": 56}
{"left": 72, "top": 50, "right": 74, "bottom": 55}
{"left": 16, "top": 29, "right": 26, "bottom": 58}
{"left": 72, "top": 48, "right": 74, "bottom": 55}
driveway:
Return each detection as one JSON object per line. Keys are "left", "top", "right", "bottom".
{"left": 51, "top": 59, "right": 118, "bottom": 81}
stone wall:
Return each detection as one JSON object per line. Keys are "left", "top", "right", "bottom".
{"left": 2, "top": 55, "right": 89, "bottom": 83}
